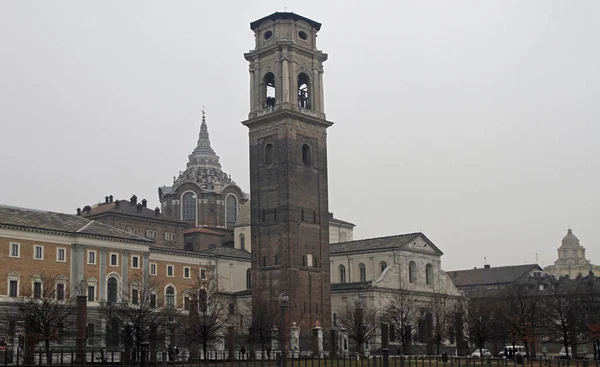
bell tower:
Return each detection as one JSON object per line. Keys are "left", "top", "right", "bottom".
{"left": 243, "top": 12, "right": 332, "bottom": 346}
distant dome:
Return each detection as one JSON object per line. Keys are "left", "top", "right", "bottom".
{"left": 561, "top": 228, "right": 580, "bottom": 248}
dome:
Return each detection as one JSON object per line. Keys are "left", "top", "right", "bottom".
{"left": 561, "top": 228, "right": 581, "bottom": 248}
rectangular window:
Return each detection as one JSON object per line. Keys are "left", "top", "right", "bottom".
{"left": 8, "top": 320, "right": 16, "bottom": 337}
{"left": 184, "top": 267, "right": 190, "bottom": 279}
{"left": 87, "top": 250, "right": 96, "bottom": 265}
{"left": 146, "top": 230, "right": 157, "bottom": 239}
{"left": 10, "top": 243, "right": 20, "bottom": 258}
{"left": 56, "top": 283, "right": 65, "bottom": 300}
{"left": 164, "top": 232, "right": 176, "bottom": 241}
{"left": 87, "top": 323, "right": 95, "bottom": 339}
{"left": 88, "top": 286, "right": 95, "bottom": 302}
{"left": 184, "top": 296, "right": 190, "bottom": 311}
{"left": 132, "top": 289, "right": 139, "bottom": 305}
{"left": 150, "top": 294, "right": 156, "bottom": 308}
{"left": 34, "top": 245, "right": 44, "bottom": 260}
{"left": 9, "top": 280, "right": 18, "bottom": 297}
{"left": 126, "top": 227, "right": 139, "bottom": 235}
{"left": 33, "top": 282, "right": 42, "bottom": 299}
{"left": 150, "top": 263, "right": 157, "bottom": 276}
{"left": 167, "top": 265, "right": 174, "bottom": 277}
{"left": 229, "top": 303, "right": 234, "bottom": 315}
{"left": 200, "top": 269, "right": 206, "bottom": 280}
{"left": 131, "top": 255, "right": 140, "bottom": 269}
{"left": 110, "top": 253, "right": 118, "bottom": 267}
{"left": 56, "top": 248, "right": 66, "bottom": 262}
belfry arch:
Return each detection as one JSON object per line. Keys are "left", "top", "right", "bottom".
{"left": 263, "top": 72, "right": 276, "bottom": 108}
{"left": 298, "top": 73, "right": 311, "bottom": 109}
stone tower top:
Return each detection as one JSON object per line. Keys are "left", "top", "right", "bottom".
{"left": 249, "top": 12, "right": 322, "bottom": 52}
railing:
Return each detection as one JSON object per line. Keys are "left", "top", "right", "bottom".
{"left": 1, "top": 351, "right": 599, "bottom": 367}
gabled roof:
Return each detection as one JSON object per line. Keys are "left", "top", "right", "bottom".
{"left": 82, "top": 199, "right": 185, "bottom": 225}
{"left": 447, "top": 264, "right": 543, "bottom": 288}
{"left": 0, "top": 205, "right": 151, "bottom": 243}
{"left": 329, "top": 232, "right": 442, "bottom": 255}
{"left": 198, "top": 247, "right": 251, "bottom": 260}
{"left": 184, "top": 227, "right": 225, "bottom": 236}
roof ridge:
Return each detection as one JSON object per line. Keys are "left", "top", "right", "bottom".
{"left": 76, "top": 220, "right": 95, "bottom": 233}
{"left": 332, "top": 232, "right": 422, "bottom": 245}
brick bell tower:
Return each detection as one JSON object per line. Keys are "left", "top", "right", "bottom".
{"left": 242, "top": 12, "right": 332, "bottom": 346}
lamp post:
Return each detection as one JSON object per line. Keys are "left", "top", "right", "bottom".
{"left": 278, "top": 293, "right": 289, "bottom": 367}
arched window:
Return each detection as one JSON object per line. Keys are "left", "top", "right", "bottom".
{"left": 246, "top": 269, "right": 251, "bottom": 289}
{"left": 426, "top": 264, "right": 434, "bottom": 285}
{"left": 264, "top": 143, "right": 274, "bottom": 165}
{"left": 339, "top": 265, "right": 346, "bottom": 283}
{"left": 264, "top": 72, "right": 276, "bottom": 108}
{"left": 226, "top": 194, "right": 238, "bottom": 227}
{"left": 380, "top": 261, "right": 388, "bottom": 274}
{"left": 298, "top": 73, "right": 310, "bottom": 109}
{"left": 302, "top": 144, "right": 312, "bottom": 166}
{"left": 240, "top": 234, "right": 246, "bottom": 251}
{"left": 165, "top": 286, "right": 175, "bottom": 308}
{"left": 359, "top": 263, "right": 366, "bottom": 282}
{"left": 181, "top": 192, "right": 196, "bottom": 221}
{"left": 107, "top": 277, "right": 117, "bottom": 304}
{"left": 409, "top": 261, "right": 417, "bottom": 283}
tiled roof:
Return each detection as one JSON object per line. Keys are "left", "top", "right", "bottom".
{"left": 82, "top": 199, "right": 185, "bottom": 224}
{"left": 329, "top": 233, "right": 424, "bottom": 254}
{"left": 329, "top": 214, "right": 355, "bottom": 227}
{"left": 0, "top": 205, "right": 152, "bottom": 243}
{"left": 184, "top": 227, "right": 225, "bottom": 236}
{"left": 198, "top": 247, "right": 251, "bottom": 260}
{"left": 447, "top": 264, "right": 543, "bottom": 287}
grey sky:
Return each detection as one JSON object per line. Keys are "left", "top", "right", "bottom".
{"left": 1, "top": 1, "right": 598, "bottom": 271}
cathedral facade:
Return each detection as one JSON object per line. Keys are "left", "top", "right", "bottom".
{"left": 544, "top": 228, "right": 600, "bottom": 278}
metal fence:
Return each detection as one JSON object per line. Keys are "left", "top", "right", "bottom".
{"left": 1, "top": 351, "right": 600, "bottom": 367}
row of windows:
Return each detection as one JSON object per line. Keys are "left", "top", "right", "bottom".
{"left": 9, "top": 242, "right": 67, "bottom": 262}
{"left": 337, "top": 261, "right": 435, "bottom": 285}
{"left": 181, "top": 192, "right": 239, "bottom": 226}
{"left": 7, "top": 277, "right": 66, "bottom": 299}
{"left": 124, "top": 227, "right": 174, "bottom": 241}
{"left": 263, "top": 143, "right": 312, "bottom": 166}
{"left": 261, "top": 72, "right": 312, "bottom": 110}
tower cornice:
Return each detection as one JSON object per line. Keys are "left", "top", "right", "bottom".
{"left": 241, "top": 108, "right": 333, "bottom": 129}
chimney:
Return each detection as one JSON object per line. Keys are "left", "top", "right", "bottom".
{"left": 141, "top": 199, "right": 147, "bottom": 208}
{"left": 329, "top": 212, "right": 334, "bottom": 219}
{"left": 130, "top": 195, "right": 137, "bottom": 205}
{"left": 136, "top": 203, "right": 143, "bottom": 213}
{"left": 109, "top": 195, "right": 113, "bottom": 203}
{"left": 155, "top": 207, "right": 160, "bottom": 216}
{"left": 76, "top": 208, "right": 81, "bottom": 216}
{"left": 115, "top": 200, "right": 120, "bottom": 209}
{"left": 484, "top": 264, "right": 491, "bottom": 269}
{"left": 104, "top": 196, "right": 109, "bottom": 203}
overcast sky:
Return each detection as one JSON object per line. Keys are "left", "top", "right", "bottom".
{"left": 1, "top": 1, "right": 598, "bottom": 271}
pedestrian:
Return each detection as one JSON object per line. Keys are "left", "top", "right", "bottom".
{"left": 168, "top": 344, "right": 174, "bottom": 361}
{"left": 240, "top": 346, "right": 246, "bottom": 360}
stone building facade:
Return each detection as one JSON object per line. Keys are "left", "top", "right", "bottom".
{"left": 243, "top": 12, "right": 333, "bottom": 345}
{"left": 329, "top": 233, "right": 462, "bottom": 354}
{"left": 80, "top": 195, "right": 188, "bottom": 249}
{"left": 158, "top": 111, "right": 248, "bottom": 230}
{"left": 544, "top": 228, "right": 600, "bottom": 278}
{"left": 0, "top": 204, "right": 251, "bottom": 355}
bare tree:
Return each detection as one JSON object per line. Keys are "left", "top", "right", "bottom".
{"left": 16, "top": 273, "right": 75, "bottom": 365}
{"left": 385, "top": 290, "right": 417, "bottom": 355}
{"left": 104, "top": 273, "right": 172, "bottom": 360}
{"left": 579, "top": 274, "right": 600, "bottom": 359}
{"left": 248, "top": 300, "right": 278, "bottom": 359}
{"left": 180, "top": 271, "right": 232, "bottom": 360}
{"left": 539, "top": 277, "right": 584, "bottom": 359}
{"left": 427, "top": 293, "right": 453, "bottom": 355}
{"left": 462, "top": 296, "right": 498, "bottom": 358}
{"left": 500, "top": 280, "right": 541, "bottom": 358}
{"left": 337, "top": 298, "right": 380, "bottom": 356}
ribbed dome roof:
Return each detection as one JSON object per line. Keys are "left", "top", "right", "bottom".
{"left": 561, "top": 228, "right": 581, "bottom": 248}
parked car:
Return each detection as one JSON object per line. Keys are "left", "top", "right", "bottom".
{"left": 499, "top": 345, "right": 527, "bottom": 358}
{"left": 471, "top": 349, "right": 492, "bottom": 358}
